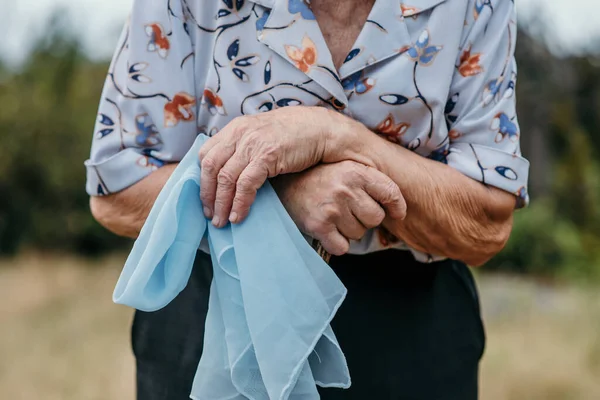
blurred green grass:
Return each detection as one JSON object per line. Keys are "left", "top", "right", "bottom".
{"left": 2, "top": 255, "right": 600, "bottom": 400}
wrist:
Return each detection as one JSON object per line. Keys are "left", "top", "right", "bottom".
{"left": 321, "top": 109, "right": 385, "bottom": 170}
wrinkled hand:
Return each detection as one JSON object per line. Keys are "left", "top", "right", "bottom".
{"left": 271, "top": 160, "right": 407, "bottom": 256}
{"left": 199, "top": 107, "right": 335, "bottom": 227}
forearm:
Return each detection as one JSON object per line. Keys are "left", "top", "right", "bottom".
{"left": 324, "top": 113, "right": 515, "bottom": 266}
{"left": 89, "top": 163, "right": 178, "bottom": 238}
{"left": 378, "top": 151, "right": 514, "bottom": 266}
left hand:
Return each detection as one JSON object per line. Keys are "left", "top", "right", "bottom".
{"left": 199, "top": 106, "right": 336, "bottom": 227}
{"left": 271, "top": 160, "right": 407, "bottom": 255}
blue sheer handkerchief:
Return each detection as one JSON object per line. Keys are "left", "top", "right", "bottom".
{"left": 113, "top": 135, "right": 350, "bottom": 400}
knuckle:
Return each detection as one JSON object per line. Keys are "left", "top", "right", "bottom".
{"left": 332, "top": 184, "right": 354, "bottom": 200}
{"left": 217, "top": 169, "right": 236, "bottom": 187}
{"left": 305, "top": 219, "right": 328, "bottom": 237}
{"left": 232, "top": 115, "right": 259, "bottom": 136}
{"left": 381, "top": 180, "right": 400, "bottom": 200}
{"left": 352, "top": 160, "right": 370, "bottom": 173}
{"left": 230, "top": 115, "right": 248, "bottom": 130}
{"left": 338, "top": 159, "right": 356, "bottom": 170}
{"left": 258, "top": 147, "right": 282, "bottom": 175}
{"left": 236, "top": 175, "right": 257, "bottom": 194}
{"left": 213, "top": 196, "right": 231, "bottom": 209}
{"left": 221, "top": 141, "right": 236, "bottom": 154}
{"left": 348, "top": 164, "right": 371, "bottom": 186}
{"left": 260, "top": 143, "right": 280, "bottom": 160}
{"left": 201, "top": 157, "right": 218, "bottom": 174}
{"left": 321, "top": 204, "right": 341, "bottom": 221}
{"left": 344, "top": 163, "right": 363, "bottom": 181}
{"left": 337, "top": 185, "right": 355, "bottom": 200}
{"left": 362, "top": 207, "right": 385, "bottom": 228}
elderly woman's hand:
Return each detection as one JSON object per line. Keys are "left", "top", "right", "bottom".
{"left": 271, "top": 161, "right": 407, "bottom": 256}
{"left": 199, "top": 106, "right": 344, "bottom": 227}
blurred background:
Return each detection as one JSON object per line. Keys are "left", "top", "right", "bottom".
{"left": 2, "top": 0, "right": 600, "bottom": 398}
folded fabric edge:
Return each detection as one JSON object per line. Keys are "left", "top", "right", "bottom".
{"left": 117, "top": 239, "right": 201, "bottom": 312}
{"left": 279, "top": 286, "right": 350, "bottom": 399}
{"left": 111, "top": 179, "right": 186, "bottom": 310}
{"left": 312, "top": 329, "right": 352, "bottom": 389}
{"left": 224, "top": 285, "right": 350, "bottom": 399}
{"left": 113, "top": 169, "right": 205, "bottom": 312}
{"left": 215, "top": 244, "right": 241, "bottom": 280}
{"left": 315, "top": 381, "right": 352, "bottom": 389}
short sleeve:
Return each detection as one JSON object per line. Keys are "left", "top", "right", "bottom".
{"left": 84, "top": 0, "right": 197, "bottom": 196}
{"left": 444, "top": 0, "right": 529, "bottom": 208}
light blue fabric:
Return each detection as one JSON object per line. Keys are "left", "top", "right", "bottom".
{"left": 113, "top": 134, "right": 351, "bottom": 400}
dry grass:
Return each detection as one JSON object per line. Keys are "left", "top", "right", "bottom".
{"left": 0, "top": 254, "right": 134, "bottom": 400}
{"left": 1, "top": 254, "right": 600, "bottom": 399}
{"left": 479, "top": 275, "right": 600, "bottom": 400}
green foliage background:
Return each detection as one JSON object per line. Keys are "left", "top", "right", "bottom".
{"left": 0, "top": 22, "right": 128, "bottom": 255}
{"left": 2, "top": 18, "right": 600, "bottom": 280}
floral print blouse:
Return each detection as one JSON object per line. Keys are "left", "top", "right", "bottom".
{"left": 85, "top": 0, "right": 529, "bottom": 261}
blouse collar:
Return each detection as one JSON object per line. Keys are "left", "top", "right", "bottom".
{"left": 251, "top": 0, "right": 448, "bottom": 106}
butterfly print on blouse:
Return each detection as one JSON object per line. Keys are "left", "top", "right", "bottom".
{"left": 145, "top": 23, "right": 170, "bottom": 58}
{"left": 164, "top": 92, "right": 196, "bottom": 127}
{"left": 457, "top": 45, "right": 483, "bottom": 77}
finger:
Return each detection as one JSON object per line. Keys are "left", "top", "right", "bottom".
{"left": 305, "top": 219, "right": 349, "bottom": 256}
{"left": 229, "top": 162, "right": 269, "bottom": 224}
{"left": 212, "top": 154, "right": 249, "bottom": 228}
{"left": 334, "top": 206, "right": 367, "bottom": 241}
{"left": 317, "top": 229, "right": 350, "bottom": 256}
{"left": 361, "top": 168, "right": 407, "bottom": 220}
{"left": 197, "top": 132, "right": 221, "bottom": 162}
{"left": 349, "top": 192, "right": 386, "bottom": 229}
{"left": 200, "top": 141, "right": 236, "bottom": 219}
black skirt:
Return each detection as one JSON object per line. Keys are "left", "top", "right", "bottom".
{"left": 132, "top": 249, "right": 485, "bottom": 400}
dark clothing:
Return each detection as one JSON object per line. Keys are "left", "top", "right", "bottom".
{"left": 133, "top": 250, "right": 485, "bottom": 400}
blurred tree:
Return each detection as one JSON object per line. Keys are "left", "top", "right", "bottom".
{"left": 0, "top": 12, "right": 128, "bottom": 255}
{"left": 515, "top": 29, "right": 556, "bottom": 198}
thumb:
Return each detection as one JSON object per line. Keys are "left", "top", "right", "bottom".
{"left": 361, "top": 167, "right": 407, "bottom": 220}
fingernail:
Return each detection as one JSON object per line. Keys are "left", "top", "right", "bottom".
{"left": 229, "top": 212, "right": 238, "bottom": 223}
{"left": 203, "top": 206, "right": 212, "bottom": 218}
{"left": 212, "top": 216, "right": 221, "bottom": 227}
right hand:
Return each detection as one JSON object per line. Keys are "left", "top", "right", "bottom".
{"left": 271, "top": 160, "right": 407, "bottom": 256}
